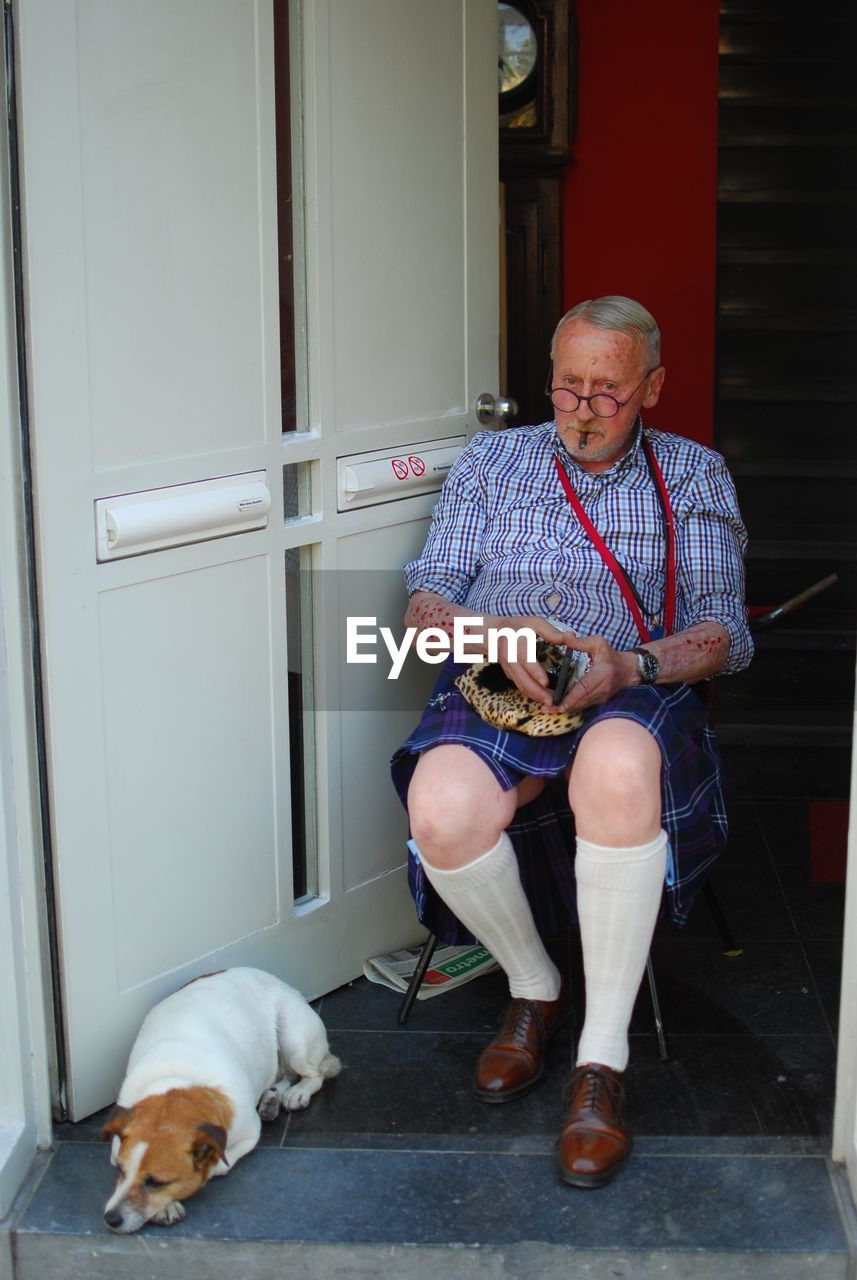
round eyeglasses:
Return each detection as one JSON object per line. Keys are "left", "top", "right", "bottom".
{"left": 545, "top": 368, "right": 656, "bottom": 419}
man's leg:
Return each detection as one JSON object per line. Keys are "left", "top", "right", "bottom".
{"left": 557, "top": 718, "right": 666, "bottom": 1188}
{"left": 408, "top": 745, "right": 570, "bottom": 1100}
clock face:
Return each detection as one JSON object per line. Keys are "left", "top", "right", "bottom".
{"left": 498, "top": 4, "right": 538, "bottom": 97}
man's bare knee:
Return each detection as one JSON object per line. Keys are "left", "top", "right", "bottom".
{"left": 568, "top": 720, "right": 662, "bottom": 845}
{"left": 407, "top": 745, "right": 519, "bottom": 867}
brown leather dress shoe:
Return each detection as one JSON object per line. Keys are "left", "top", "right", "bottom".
{"left": 555, "top": 1062, "right": 632, "bottom": 1188}
{"left": 474, "top": 979, "right": 571, "bottom": 1103}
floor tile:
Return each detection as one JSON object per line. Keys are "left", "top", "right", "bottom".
{"left": 717, "top": 800, "right": 770, "bottom": 866}
{"left": 754, "top": 800, "right": 815, "bottom": 866}
{"left": 625, "top": 1033, "right": 836, "bottom": 1137}
{"left": 285, "top": 1026, "right": 574, "bottom": 1145}
{"left": 804, "top": 940, "right": 845, "bottom": 1035}
{"left": 320, "top": 970, "right": 511, "bottom": 1035}
{"left": 665, "top": 863, "right": 796, "bottom": 942}
{"left": 640, "top": 938, "right": 829, "bottom": 1037}
{"left": 776, "top": 866, "right": 845, "bottom": 942}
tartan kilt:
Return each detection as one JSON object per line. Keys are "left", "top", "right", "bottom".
{"left": 390, "top": 659, "right": 728, "bottom": 945}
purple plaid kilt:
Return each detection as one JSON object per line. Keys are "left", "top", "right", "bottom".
{"left": 390, "top": 659, "right": 728, "bottom": 945}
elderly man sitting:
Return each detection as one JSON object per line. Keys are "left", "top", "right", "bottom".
{"left": 391, "top": 295, "right": 752, "bottom": 1188}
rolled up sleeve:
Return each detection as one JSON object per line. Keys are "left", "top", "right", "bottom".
{"left": 678, "top": 454, "right": 754, "bottom": 675}
{"left": 403, "top": 440, "right": 487, "bottom": 603}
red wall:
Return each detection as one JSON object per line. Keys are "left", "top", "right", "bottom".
{"left": 562, "top": 0, "right": 720, "bottom": 444}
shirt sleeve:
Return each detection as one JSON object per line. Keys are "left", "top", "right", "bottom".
{"left": 677, "top": 451, "right": 754, "bottom": 675}
{"left": 403, "top": 437, "right": 488, "bottom": 603}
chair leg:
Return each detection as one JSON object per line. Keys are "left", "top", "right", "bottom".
{"left": 396, "top": 933, "right": 438, "bottom": 1024}
{"left": 703, "top": 882, "right": 743, "bottom": 957}
{"left": 646, "top": 954, "right": 669, "bottom": 1062}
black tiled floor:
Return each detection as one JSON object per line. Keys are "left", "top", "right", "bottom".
{"left": 300, "top": 797, "right": 844, "bottom": 1144}
{"left": 53, "top": 799, "right": 845, "bottom": 1152}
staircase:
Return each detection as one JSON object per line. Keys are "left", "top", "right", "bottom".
{"left": 715, "top": 0, "right": 857, "bottom": 797}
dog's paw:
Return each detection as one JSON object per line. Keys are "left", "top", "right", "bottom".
{"left": 151, "top": 1200, "right": 186, "bottom": 1227}
{"left": 257, "top": 1087, "right": 282, "bottom": 1122}
{"left": 281, "top": 1079, "right": 317, "bottom": 1111}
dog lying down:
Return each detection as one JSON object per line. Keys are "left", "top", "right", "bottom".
{"left": 101, "top": 967, "right": 340, "bottom": 1234}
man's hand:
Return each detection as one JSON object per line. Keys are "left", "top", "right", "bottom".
{"left": 493, "top": 615, "right": 575, "bottom": 708}
{"left": 553, "top": 633, "right": 636, "bottom": 714}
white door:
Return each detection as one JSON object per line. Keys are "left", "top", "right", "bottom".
{"left": 17, "top": 0, "right": 498, "bottom": 1118}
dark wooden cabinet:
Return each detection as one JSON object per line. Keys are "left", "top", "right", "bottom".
{"left": 499, "top": 0, "right": 575, "bottom": 427}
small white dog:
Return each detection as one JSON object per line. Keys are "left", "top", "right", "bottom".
{"left": 101, "top": 967, "right": 340, "bottom": 1233}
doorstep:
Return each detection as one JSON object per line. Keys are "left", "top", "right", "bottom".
{"left": 2, "top": 1135, "right": 854, "bottom": 1280}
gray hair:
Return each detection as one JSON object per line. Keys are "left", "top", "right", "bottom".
{"left": 550, "top": 296, "right": 661, "bottom": 367}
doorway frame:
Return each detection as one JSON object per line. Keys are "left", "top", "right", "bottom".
{"left": 0, "top": 0, "right": 855, "bottom": 1223}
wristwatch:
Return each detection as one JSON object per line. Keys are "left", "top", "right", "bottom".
{"left": 632, "top": 647, "right": 660, "bottom": 685}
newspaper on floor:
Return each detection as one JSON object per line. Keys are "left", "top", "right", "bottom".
{"left": 363, "top": 941, "right": 499, "bottom": 999}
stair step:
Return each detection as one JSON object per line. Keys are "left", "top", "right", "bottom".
{"left": 719, "top": 131, "right": 857, "bottom": 147}
{"left": 720, "top": 20, "right": 857, "bottom": 57}
{"left": 718, "top": 190, "right": 857, "bottom": 204}
{"left": 721, "top": 1, "right": 857, "bottom": 20}
{"left": 752, "top": 623, "right": 855, "bottom": 649}
{"left": 718, "top": 721, "right": 853, "bottom": 748}
{"left": 721, "top": 691, "right": 854, "bottom": 732}
{"left": 718, "top": 670, "right": 855, "bottom": 717}
{"left": 719, "top": 737, "right": 852, "bottom": 797}
{"left": 720, "top": 90, "right": 857, "bottom": 109}
{"left": 730, "top": 459, "right": 857, "bottom": 479}
{"left": 718, "top": 379, "right": 857, "bottom": 402}
{"left": 720, "top": 248, "right": 857, "bottom": 265}
{"left": 731, "top": 471, "right": 857, "bottom": 537}
{"left": 748, "top": 539, "right": 857, "bottom": 561}
{"left": 719, "top": 312, "right": 857, "bottom": 332}
{"left": 718, "top": 260, "right": 857, "bottom": 313}
{"left": 718, "top": 201, "right": 857, "bottom": 249}
{"left": 719, "top": 329, "right": 857, "bottom": 381}
{"left": 720, "top": 50, "right": 856, "bottom": 65}
{"left": 7, "top": 1139, "right": 852, "bottom": 1280}
{"left": 719, "top": 101, "right": 857, "bottom": 139}
{"left": 719, "top": 148, "right": 857, "bottom": 193}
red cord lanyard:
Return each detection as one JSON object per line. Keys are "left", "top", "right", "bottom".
{"left": 552, "top": 433, "right": 676, "bottom": 643}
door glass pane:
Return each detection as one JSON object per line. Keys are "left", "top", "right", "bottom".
{"left": 274, "top": 0, "right": 304, "bottom": 434}
{"left": 283, "top": 461, "right": 313, "bottom": 520}
{"left": 285, "top": 545, "right": 317, "bottom": 900}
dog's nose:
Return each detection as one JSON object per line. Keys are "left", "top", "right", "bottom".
{"left": 103, "top": 1208, "right": 124, "bottom": 1230}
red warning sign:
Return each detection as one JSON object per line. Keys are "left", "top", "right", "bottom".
{"left": 391, "top": 458, "right": 409, "bottom": 480}
{"left": 408, "top": 455, "right": 426, "bottom": 477}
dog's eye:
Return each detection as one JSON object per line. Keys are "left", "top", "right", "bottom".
{"left": 142, "top": 1174, "right": 169, "bottom": 1190}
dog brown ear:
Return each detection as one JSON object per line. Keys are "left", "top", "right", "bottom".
{"left": 101, "top": 1105, "right": 133, "bottom": 1141}
{"left": 191, "top": 1123, "right": 228, "bottom": 1173}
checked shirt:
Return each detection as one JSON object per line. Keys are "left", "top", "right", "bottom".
{"left": 393, "top": 419, "right": 753, "bottom": 943}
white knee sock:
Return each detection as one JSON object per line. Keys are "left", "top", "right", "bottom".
{"left": 574, "top": 829, "right": 668, "bottom": 1072}
{"left": 419, "top": 832, "right": 561, "bottom": 1001}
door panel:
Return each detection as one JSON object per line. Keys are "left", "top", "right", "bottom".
{"left": 328, "top": 4, "right": 468, "bottom": 430}
{"left": 19, "top": 0, "right": 497, "bottom": 1117}
{"left": 336, "top": 519, "right": 437, "bottom": 892}
{"left": 98, "top": 559, "right": 279, "bottom": 988}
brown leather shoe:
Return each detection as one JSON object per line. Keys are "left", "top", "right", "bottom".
{"left": 555, "top": 1063, "right": 632, "bottom": 1188}
{"left": 474, "top": 979, "right": 571, "bottom": 1103}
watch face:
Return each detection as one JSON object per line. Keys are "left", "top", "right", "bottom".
{"left": 498, "top": 4, "right": 538, "bottom": 97}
